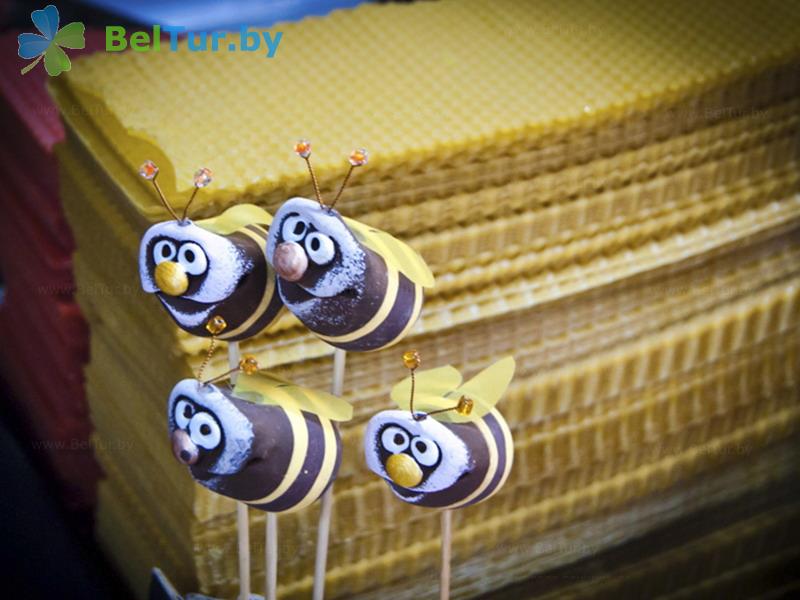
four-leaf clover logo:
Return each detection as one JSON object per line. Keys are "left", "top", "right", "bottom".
{"left": 18, "top": 5, "right": 85, "bottom": 76}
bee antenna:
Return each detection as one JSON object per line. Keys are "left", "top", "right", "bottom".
{"left": 139, "top": 161, "right": 180, "bottom": 221}
{"left": 294, "top": 140, "right": 324, "bottom": 208}
{"left": 196, "top": 315, "right": 227, "bottom": 380}
{"left": 182, "top": 168, "right": 213, "bottom": 221}
{"left": 329, "top": 148, "right": 368, "bottom": 211}
{"left": 201, "top": 353, "right": 260, "bottom": 386}
{"left": 402, "top": 350, "right": 423, "bottom": 420}
{"left": 426, "top": 395, "right": 474, "bottom": 419}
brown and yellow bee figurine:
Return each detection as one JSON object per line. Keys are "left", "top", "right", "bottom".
{"left": 266, "top": 142, "right": 434, "bottom": 352}
{"left": 364, "top": 352, "right": 515, "bottom": 508}
{"left": 138, "top": 161, "right": 284, "bottom": 341}
{"left": 168, "top": 361, "right": 351, "bottom": 512}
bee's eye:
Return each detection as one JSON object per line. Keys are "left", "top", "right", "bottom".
{"left": 189, "top": 412, "right": 222, "bottom": 450}
{"left": 305, "top": 232, "right": 335, "bottom": 265}
{"left": 381, "top": 426, "right": 409, "bottom": 453}
{"left": 411, "top": 436, "right": 440, "bottom": 467}
{"left": 281, "top": 215, "right": 308, "bottom": 243}
{"left": 178, "top": 242, "right": 208, "bottom": 275}
{"left": 174, "top": 399, "right": 193, "bottom": 429}
{"left": 153, "top": 240, "right": 177, "bottom": 264}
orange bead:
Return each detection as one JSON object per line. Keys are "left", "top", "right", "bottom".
{"left": 205, "top": 315, "right": 227, "bottom": 335}
{"left": 348, "top": 148, "right": 368, "bottom": 166}
{"left": 456, "top": 396, "right": 474, "bottom": 416}
{"left": 193, "top": 167, "right": 213, "bottom": 188}
{"left": 139, "top": 160, "right": 159, "bottom": 180}
{"left": 239, "top": 354, "right": 260, "bottom": 375}
{"left": 402, "top": 350, "right": 421, "bottom": 370}
{"left": 294, "top": 140, "right": 311, "bottom": 158}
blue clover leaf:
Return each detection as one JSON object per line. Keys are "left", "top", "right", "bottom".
{"left": 17, "top": 5, "right": 85, "bottom": 76}
{"left": 32, "top": 4, "right": 59, "bottom": 40}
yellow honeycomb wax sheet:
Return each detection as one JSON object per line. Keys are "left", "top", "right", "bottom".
{"left": 192, "top": 274, "right": 800, "bottom": 534}
{"left": 57, "top": 110, "right": 800, "bottom": 371}
{"left": 179, "top": 273, "right": 800, "bottom": 598}
{"left": 531, "top": 495, "right": 800, "bottom": 600}
{"left": 59, "top": 98, "right": 800, "bottom": 283}
{"left": 74, "top": 219, "right": 800, "bottom": 441}
{"left": 192, "top": 414, "right": 800, "bottom": 599}
{"left": 50, "top": 0, "right": 800, "bottom": 219}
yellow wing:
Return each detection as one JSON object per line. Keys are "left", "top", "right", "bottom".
{"left": 344, "top": 217, "right": 435, "bottom": 287}
{"left": 234, "top": 371, "right": 352, "bottom": 421}
{"left": 439, "top": 356, "right": 515, "bottom": 422}
{"left": 197, "top": 204, "right": 272, "bottom": 235}
{"left": 390, "top": 365, "right": 462, "bottom": 412}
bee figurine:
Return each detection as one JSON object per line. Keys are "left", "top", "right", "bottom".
{"left": 266, "top": 141, "right": 435, "bottom": 352}
{"left": 138, "top": 161, "right": 284, "bottom": 341}
{"left": 364, "top": 352, "right": 515, "bottom": 508}
{"left": 167, "top": 357, "right": 351, "bottom": 512}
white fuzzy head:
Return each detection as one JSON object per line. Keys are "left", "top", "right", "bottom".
{"left": 167, "top": 379, "right": 254, "bottom": 476}
{"left": 364, "top": 410, "right": 470, "bottom": 503}
{"left": 139, "top": 220, "right": 251, "bottom": 303}
{"left": 266, "top": 197, "right": 366, "bottom": 298}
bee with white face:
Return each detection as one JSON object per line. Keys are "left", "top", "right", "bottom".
{"left": 137, "top": 163, "right": 283, "bottom": 341}
{"left": 167, "top": 379, "right": 341, "bottom": 513}
{"left": 266, "top": 197, "right": 425, "bottom": 352}
{"left": 139, "top": 208, "right": 284, "bottom": 341}
{"left": 364, "top": 408, "right": 513, "bottom": 509}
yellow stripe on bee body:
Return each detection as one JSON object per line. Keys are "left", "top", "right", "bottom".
{"left": 285, "top": 414, "right": 338, "bottom": 513}
{"left": 496, "top": 409, "right": 514, "bottom": 492}
{"left": 449, "top": 415, "right": 498, "bottom": 509}
{"left": 316, "top": 266, "right": 399, "bottom": 345}
{"left": 376, "top": 281, "right": 422, "bottom": 351}
{"left": 245, "top": 406, "right": 307, "bottom": 506}
{"left": 220, "top": 225, "right": 275, "bottom": 340}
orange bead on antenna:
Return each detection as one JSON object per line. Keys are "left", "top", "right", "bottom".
{"left": 139, "top": 160, "right": 159, "bottom": 180}
{"left": 205, "top": 315, "right": 227, "bottom": 335}
{"left": 239, "top": 354, "right": 260, "bottom": 375}
{"left": 294, "top": 139, "right": 323, "bottom": 206}
{"left": 139, "top": 159, "right": 180, "bottom": 221}
{"left": 182, "top": 167, "right": 213, "bottom": 220}
{"left": 348, "top": 148, "right": 369, "bottom": 167}
{"left": 330, "top": 147, "right": 368, "bottom": 210}
{"left": 403, "top": 350, "right": 421, "bottom": 371}
{"left": 294, "top": 139, "right": 312, "bottom": 158}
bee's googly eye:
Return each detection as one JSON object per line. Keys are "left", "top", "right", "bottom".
{"left": 189, "top": 412, "right": 222, "bottom": 450}
{"left": 153, "top": 240, "right": 177, "bottom": 264}
{"left": 174, "top": 399, "right": 193, "bottom": 429}
{"left": 178, "top": 242, "right": 208, "bottom": 276}
{"left": 411, "top": 436, "right": 440, "bottom": 467}
{"left": 381, "top": 426, "right": 409, "bottom": 454}
{"left": 281, "top": 215, "right": 308, "bottom": 243}
{"left": 305, "top": 232, "right": 335, "bottom": 265}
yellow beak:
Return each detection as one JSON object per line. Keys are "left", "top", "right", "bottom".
{"left": 155, "top": 261, "right": 189, "bottom": 296}
{"left": 386, "top": 453, "right": 423, "bottom": 488}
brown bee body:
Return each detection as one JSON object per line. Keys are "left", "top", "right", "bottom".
{"left": 168, "top": 379, "right": 341, "bottom": 513}
{"left": 267, "top": 198, "right": 424, "bottom": 352}
{"left": 140, "top": 219, "right": 283, "bottom": 341}
{"left": 364, "top": 408, "right": 513, "bottom": 509}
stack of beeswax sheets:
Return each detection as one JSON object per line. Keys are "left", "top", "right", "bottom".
{"left": 49, "top": 0, "right": 800, "bottom": 597}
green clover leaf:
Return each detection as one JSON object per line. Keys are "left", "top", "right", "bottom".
{"left": 44, "top": 43, "right": 71, "bottom": 76}
{"left": 45, "top": 21, "right": 85, "bottom": 76}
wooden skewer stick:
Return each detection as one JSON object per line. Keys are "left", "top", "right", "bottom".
{"left": 440, "top": 509, "right": 452, "bottom": 600}
{"left": 228, "top": 342, "right": 252, "bottom": 600}
{"left": 265, "top": 513, "right": 278, "bottom": 600}
{"left": 312, "top": 348, "right": 347, "bottom": 600}
{"left": 237, "top": 503, "right": 251, "bottom": 600}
